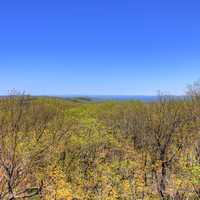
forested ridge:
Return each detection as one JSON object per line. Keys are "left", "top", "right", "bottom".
{"left": 0, "top": 84, "right": 200, "bottom": 200}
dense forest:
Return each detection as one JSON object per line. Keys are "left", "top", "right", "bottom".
{"left": 0, "top": 84, "right": 200, "bottom": 200}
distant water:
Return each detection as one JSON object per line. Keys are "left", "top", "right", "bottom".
{"left": 61, "top": 95, "right": 158, "bottom": 102}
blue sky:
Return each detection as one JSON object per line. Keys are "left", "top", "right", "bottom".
{"left": 0, "top": 0, "right": 200, "bottom": 95}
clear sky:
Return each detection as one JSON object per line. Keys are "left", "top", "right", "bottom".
{"left": 0, "top": 0, "right": 200, "bottom": 95}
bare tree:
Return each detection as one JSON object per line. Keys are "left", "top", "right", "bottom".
{"left": 145, "top": 96, "right": 195, "bottom": 199}
{"left": 0, "top": 93, "right": 68, "bottom": 200}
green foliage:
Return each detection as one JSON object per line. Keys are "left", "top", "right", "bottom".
{"left": 0, "top": 90, "right": 199, "bottom": 200}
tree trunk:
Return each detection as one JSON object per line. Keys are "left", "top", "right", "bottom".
{"left": 159, "top": 149, "right": 168, "bottom": 200}
{"left": 159, "top": 162, "right": 167, "bottom": 199}
{"left": 8, "top": 180, "right": 15, "bottom": 200}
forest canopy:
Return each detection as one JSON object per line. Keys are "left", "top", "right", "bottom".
{"left": 0, "top": 85, "right": 199, "bottom": 200}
